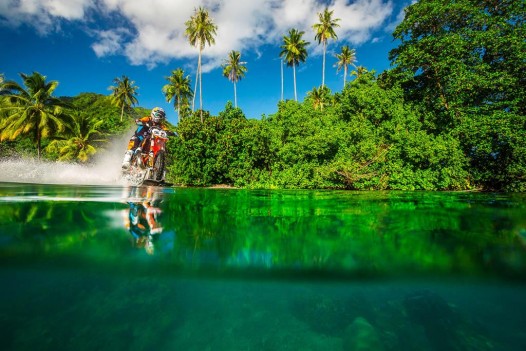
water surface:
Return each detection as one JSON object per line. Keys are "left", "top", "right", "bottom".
{"left": 1, "top": 182, "right": 525, "bottom": 350}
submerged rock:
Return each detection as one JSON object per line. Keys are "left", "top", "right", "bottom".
{"left": 343, "top": 316, "right": 384, "bottom": 351}
{"left": 403, "top": 290, "right": 493, "bottom": 351}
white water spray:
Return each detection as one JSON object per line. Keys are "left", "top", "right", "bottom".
{"left": 0, "top": 133, "right": 132, "bottom": 186}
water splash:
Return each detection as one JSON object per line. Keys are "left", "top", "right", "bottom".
{"left": 0, "top": 135, "right": 131, "bottom": 186}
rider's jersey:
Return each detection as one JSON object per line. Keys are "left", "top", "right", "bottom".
{"left": 132, "top": 117, "right": 171, "bottom": 151}
{"left": 136, "top": 116, "right": 170, "bottom": 132}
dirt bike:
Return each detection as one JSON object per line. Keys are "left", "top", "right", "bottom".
{"left": 123, "top": 125, "right": 170, "bottom": 186}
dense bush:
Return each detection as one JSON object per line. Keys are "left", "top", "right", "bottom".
{"left": 168, "top": 75, "right": 472, "bottom": 190}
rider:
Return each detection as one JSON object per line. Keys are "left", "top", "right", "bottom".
{"left": 121, "top": 107, "right": 170, "bottom": 169}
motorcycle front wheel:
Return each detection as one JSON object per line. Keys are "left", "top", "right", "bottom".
{"left": 126, "top": 151, "right": 147, "bottom": 186}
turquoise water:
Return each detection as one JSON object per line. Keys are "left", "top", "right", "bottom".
{"left": 1, "top": 182, "right": 525, "bottom": 350}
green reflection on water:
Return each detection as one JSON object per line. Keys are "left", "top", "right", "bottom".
{"left": 1, "top": 183, "right": 525, "bottom": 280}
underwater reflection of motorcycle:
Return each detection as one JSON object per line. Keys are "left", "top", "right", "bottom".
{"left": 123, "top": 186, "right": 164, "bottom": 255}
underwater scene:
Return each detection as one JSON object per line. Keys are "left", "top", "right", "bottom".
{"left": 1, "top": 182, "right": 525, "bottom": 350}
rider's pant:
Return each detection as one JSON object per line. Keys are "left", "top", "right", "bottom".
{"left": 127, "top": 126, "right": 149, "bottom": 151}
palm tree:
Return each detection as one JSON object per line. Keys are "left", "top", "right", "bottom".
{"left": 108, "top": 75, "right": 139, "bottom": 122}
{"left": 280, "top": 28, "right": 309, "bottom": 102}
{"left": 185, "top": 6, "right": 218, "bottom": 122}
{"left": 46, "top": 111, "right": 106, "bottom": 162}
{"left": 313, "top": 8, "right": 340, "bottom": 88}
{"left": 351, "top": 65, "right": 368, "bottom": 79}
{"left": 0, "top": 72, "right": 67, "bottom": 159}
{"left": 307, "top": 86, "right": 331, "bottom": 111}
{"left": 162, "top": 68, "right": 193, "bottom": 123}
{"left": 222, "top": 50, "right": 247, "bottom": 108}
{"left": 334, "top": 45, "right": 357, "bottom": 87}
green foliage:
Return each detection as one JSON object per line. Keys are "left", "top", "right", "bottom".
{"left": 167, "top": 103, "right": 268, "bottom": 187}
{"left": 167, "top": 74, "right": 470, "bottom": 190}
{"left": 0, "top": 72, "right": 68, "bottom": 158}
{"left": 389, "top": 0, "right": 525, "bottom": 190}
{"left": 162, "top": 68, "right": 193, "bottom": 123}
{"left": 0, "top": 83, "right": 131, "bottom": 162}
{"left": 45, "top": 110, "right": 107, "bottom": 163}
{"left": 67, "top": 93, "right": 132, "bottom": 134}
{"left": 108, "top": 75, "right": 139, "bottom": 122}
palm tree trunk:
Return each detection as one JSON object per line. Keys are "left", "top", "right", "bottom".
{"left": 193, "top": 70, "right": 198, "bottom": 112}
{"left": 120, "top": 105, "right": 124, "bottom": 122}
{"left": 198, "top": 47, "right": 203, "bottom": 122}
{"left": 177, "top": 100, "right": 180, "bottom": 124}
{"left": 322, "top": 40, "right": 326, "bottom": 87}
{"left": 293, "top": 62, "right": 297, "bottom": 102}
{"left": 37, "top": 130, "right": 41, "bottom": 160}
{"left": 281, "top": 59, "right": 284, "bottom": 101}
{"left": 344, "top": 65, "right": 347, "bottom": 87}
{"left": 234, "top": 81, "right": 237, "bottom": 108}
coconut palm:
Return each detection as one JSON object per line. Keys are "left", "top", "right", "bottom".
{"left": 313, "top": 8, "right": 340, "bottom": 88}
{"left": 108, "top": 75, "right": 139, "bottom": 122}
{"left": 185, "top": 6, "right": 218, "bottom": 121}
{"left": 307, "top": 86, "right": 331, "bottom": 111}
{"left": 334, "top": 45, "right": 357, "bottom": 87}
{"left": 163, "top": 68, "right": 193, "bottom": 123}
{"left": 351, "top": 66, "right": 368, "bottom": 79}
{"left": 46, "top": 111, "right": 106, "bottom": 163}
{"left": 280, "top": 28, "right": 309, "bottom": 102}
{"left": 222, "top": 50, "right": 247, "bottom": 108}
{"left": 0, "top": 72, "right": 67, "bottom": 159}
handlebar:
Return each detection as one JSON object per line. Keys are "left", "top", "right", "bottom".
{"left": 136, "top": 121, "right": 176, "bottom": 137}
{"left": 135, "top": 120, "right": 149, "bottom": 127}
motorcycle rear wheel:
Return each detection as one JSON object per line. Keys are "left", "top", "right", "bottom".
{"left": 152, "top": 151, "right": 165, "bottom": 181}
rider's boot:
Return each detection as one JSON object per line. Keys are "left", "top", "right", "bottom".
{"left": 121, "top": 150, "right": 133, "bottom": 169}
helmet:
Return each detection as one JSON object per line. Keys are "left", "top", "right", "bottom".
{"left": 151, "top": 107, "right": 166, "bottom": 123}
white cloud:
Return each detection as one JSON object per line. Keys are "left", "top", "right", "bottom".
{"left": 334, "top": 0, "right": 393, "bottom": 44}
{"left": 91, "top": 28, "right": 130, "bottom": 57}
{"left": 0, "top": 0, "right": 395, "bottom": 68}
{"left": 47, "top": 0, "right": 91, "bottom": 19}
{"left": 0, "top": 0, "right": 94, "bottom": 33}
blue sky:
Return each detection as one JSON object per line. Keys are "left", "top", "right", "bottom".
{"left": 0, "top": 0, "right": 408, "bottom": 125}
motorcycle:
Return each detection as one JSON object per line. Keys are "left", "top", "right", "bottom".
{"left": 123, "top": 125, "right": 169, "bottom": 186}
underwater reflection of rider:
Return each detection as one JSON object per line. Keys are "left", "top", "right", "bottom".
{"left": 121, "top": 107, "right": 173, "bottom": 170}
{"left": 124, "top": 187, "right": 163, "bottom": 255}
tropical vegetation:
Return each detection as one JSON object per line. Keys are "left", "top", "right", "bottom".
{"left": 0, "top": 0, "right": 524, "bottom": 191}
{"left": 45, "top": 110, "right": 105, "bottom": 162}
{"left": 162, "top": 68, "right": 193, "bottom": 123}
{"left": 108, "top": 75, "right": 139, "bottom": 122}
{"left": 0, "top": 72, "right": 67, "bottom": 159}
{"left": 334, "top": 45, "right": 357, "bottom": 87}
